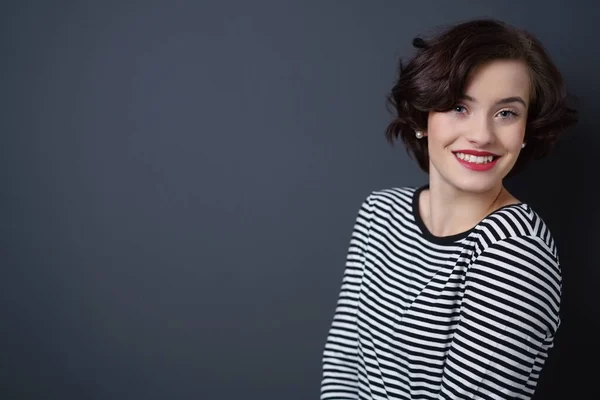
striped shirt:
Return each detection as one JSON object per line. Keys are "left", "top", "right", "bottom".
{"left": 320, "top": 185, "right": 561, "bottom": 400}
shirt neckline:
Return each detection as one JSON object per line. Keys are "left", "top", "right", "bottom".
{"left": 411, "top": 184, "right": 525, "bottom": 245}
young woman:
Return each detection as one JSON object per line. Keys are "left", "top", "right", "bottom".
{"left": 320, "top": 19, "right": 577, "bottom": 400}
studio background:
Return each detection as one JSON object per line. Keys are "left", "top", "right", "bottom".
{"left": 2, "top": 1, "right": 598, "bottom": 399}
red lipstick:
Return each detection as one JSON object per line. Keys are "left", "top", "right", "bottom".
{"left": 453, "top": 150, "right": 500, "bottom": 172}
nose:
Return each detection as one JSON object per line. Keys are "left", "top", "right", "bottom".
{"left": 466, "top": 115, "right": 495, "bottom": 146}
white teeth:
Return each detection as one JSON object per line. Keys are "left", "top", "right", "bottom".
{"left": 454, "top": 153, "right": 495, "bottom": 164}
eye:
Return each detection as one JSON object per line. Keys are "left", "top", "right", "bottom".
{"left": 497, "top": 109, "right": 518, "bottom": 119}
{"left": 453, "top": 105, "right": 467, "bottom": 114}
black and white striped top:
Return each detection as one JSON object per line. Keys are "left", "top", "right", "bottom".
{"left": 320, "top": 185, "right": 561, "bottom": 400}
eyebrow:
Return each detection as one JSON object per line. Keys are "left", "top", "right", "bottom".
{"left": 462, "top": 94, "right": 527, "bottom": 107}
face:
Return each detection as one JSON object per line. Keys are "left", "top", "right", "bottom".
{"left": 424, "top": 59, "right": 530, "bottom": 194}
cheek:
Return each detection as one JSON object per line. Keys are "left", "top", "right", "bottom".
{"left": 426, "top": 113, "right": 456, "bottom": 144}
{"left": 500, "top": 123, "right": 527, "bottom": 150}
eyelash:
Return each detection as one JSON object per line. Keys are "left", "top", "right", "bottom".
{"left": 453, "top": 105, "right": 519, "bottom": 119}
{"left": 498, "top": 109, "right": 519, "bottom": 118}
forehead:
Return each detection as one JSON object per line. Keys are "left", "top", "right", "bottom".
{"left": 464, "top": 59, "right": 531, "bottom": 103}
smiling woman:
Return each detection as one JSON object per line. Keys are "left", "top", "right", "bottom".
{"left": 426, "top": 59, "right": 531, "bottom": 195}
{"left": 320, "top": 19, "right": 577, "bottom": 400}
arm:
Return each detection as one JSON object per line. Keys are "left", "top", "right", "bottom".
{"left": 438, "top": 235, "right": 562, "bottom": 400}
{"left": 320, "top": 194, "right": 373, "bottom": 400}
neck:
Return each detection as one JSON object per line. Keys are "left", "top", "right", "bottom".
{"left": 422, "top": 174, "right": 507, "bottom": 238}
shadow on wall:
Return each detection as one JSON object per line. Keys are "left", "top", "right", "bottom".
{"left": 505, "top": 126, "right": 599, "bottom": 400}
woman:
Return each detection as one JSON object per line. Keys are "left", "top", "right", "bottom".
{"left": 320, "top": 19, "right": 577, "bottom": 400}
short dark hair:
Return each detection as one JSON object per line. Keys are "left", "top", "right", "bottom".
{"left": 384, "top": 19, "right": 578, "bottom": 177}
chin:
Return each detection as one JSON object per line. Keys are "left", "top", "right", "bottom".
{"left": 439, "top": 156, "right": 516, "bottom": 194}
{"left": 448, "top": 175, "right": 503, "bottom": 194}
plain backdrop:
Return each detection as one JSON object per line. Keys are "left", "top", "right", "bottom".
{"left": 2, "top": 1, "right": 599, "bottom": 399}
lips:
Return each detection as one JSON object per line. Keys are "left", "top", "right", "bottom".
{"left": 453, "top": 151, "right": 501, "bottom": 171}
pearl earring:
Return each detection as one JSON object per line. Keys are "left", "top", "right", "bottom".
{"left": 415, "top": 131, "right": 424, "bottom": 139}
{"left": 521, "top": 143, "right": 526, "bottom": 148}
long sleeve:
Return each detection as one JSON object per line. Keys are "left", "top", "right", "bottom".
{"left": 320, "top": 194, "right": 373, "bottom": 400}
{"left": 437, "top": 235, "right": 562, "bottom": 399}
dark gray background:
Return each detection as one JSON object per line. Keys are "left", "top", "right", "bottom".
{"left": 2, "top": 1, "right": 598, "bottom": 399}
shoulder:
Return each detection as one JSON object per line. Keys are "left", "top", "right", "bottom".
{"left": 468, "top": 205, "right": 562, "bottom": 315}
{"left": 466, "top": 203, "right": 562, "bottom": 338}
{"left": 473, "top": 234, "right": 560, "bottom": 280}
{"left": 467, "top": 232, "right": 562, "bottom": 336}
{"left": 363, "top": 185, "right": 419, "bottom": 211}
{"left": 350, "top": 186, "right": 420, "bottom": 235}
{"left": 353, "top": 186, "right": 420, "bottom": 226}
{"left": 464, "top": 204, "right": 562, "bottom": 310}
{"left": 471, "top": 203, "right": 558, "bottom": 261}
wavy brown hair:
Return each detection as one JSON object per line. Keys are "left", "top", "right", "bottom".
{"left": 385, "top": 19, "right": 577, "bottom": 177}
